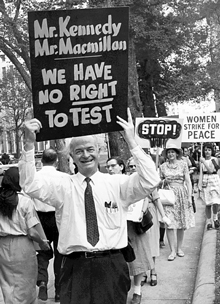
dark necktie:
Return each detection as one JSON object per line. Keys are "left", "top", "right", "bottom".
{"left": 84, "top": 177, "right": 99, "bottom": 246}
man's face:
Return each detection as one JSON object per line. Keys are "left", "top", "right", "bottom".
{"left": 106, "top": 159, "right": 123, "bottom": 175}
{"left": 71, "top": 136, "right": 100, "bottom": 177}
{"left": 183, "top": 148, "right": 189, "bottom": 157}
{"left": 128, "top": 159, "right": 136, "bottom": 175}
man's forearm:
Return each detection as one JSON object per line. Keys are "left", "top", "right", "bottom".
{"left": 24, "top": 141, "right": 35, "bottom": 151}
{"left": 126, "top": 137, "right": 138, "bottom": 150}
{"left": 18, "top": 148, "right": 36, "bottom": 193}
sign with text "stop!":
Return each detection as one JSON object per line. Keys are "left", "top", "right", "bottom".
{"left": 135, "top": 117, "right": 183, "bottom": 148}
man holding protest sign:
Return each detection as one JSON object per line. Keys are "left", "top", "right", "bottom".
{"left": 18, "top": 108, "right": 160, "bottom": 304}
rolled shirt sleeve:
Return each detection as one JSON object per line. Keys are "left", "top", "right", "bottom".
{"left": 119, "top": 146, "right": 160, "bottom": 205}
{"left": 21, "top": 197, "right": 40, "bottom": 229}
{"left": 19, "top": 148, "right": 66, "bottom": 209}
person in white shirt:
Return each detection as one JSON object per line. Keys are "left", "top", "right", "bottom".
{"left": 19, "top": 108, "right": 160, "bottom": 304}
{"left": 34, "top": 148, "right": 69, "bottom": 302}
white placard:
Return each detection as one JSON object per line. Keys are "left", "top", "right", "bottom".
{"left": 135, "top": 117, "right": 183, "bottom": 148}
{"left": 182, "top": 113, "right": 220, "bottom": 142}
{"left": 127, "top": 199, "right": 144, "bottom": 222}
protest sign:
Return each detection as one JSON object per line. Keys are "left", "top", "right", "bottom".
{"left": 135, "top": 117, "right": 183, "bottom": 148}
{"left": 28, "top": 7, "right": 129, "bottom": 141}
{"left": 127, "top": 200, "right": 144, "bottom": 222}
{"left": 182, "top": 113, "right": 220, "bottom": 142}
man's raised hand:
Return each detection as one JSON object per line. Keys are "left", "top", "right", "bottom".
{"left": 23, "top": 119, "right": 42, "bottom": 150}
{"left": 116, "top": 108, "right": 137, "bottom": 150}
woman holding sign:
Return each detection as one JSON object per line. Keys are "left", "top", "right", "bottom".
{"left": 199, "top": 143, "right": 220, "bottom": 230}
{"left": 160, "top": 144, "right": 195, "bottom": 261}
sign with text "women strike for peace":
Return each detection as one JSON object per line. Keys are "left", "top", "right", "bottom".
{"left": 28, "top": 7, "right": 129, "bottom": 141}
{"left": 182, "top": 113, "right": 220, "bottom": 142}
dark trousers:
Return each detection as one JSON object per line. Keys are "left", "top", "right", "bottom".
{"left": 37, "top": 211, "right": 62, "bottom": 293}
{"left": 60, "top": 252, "right": 131, "bottom": 304}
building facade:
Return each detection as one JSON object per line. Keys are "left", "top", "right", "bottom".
{"left": 0, "top": 52, "right": 47, "bottom": 156}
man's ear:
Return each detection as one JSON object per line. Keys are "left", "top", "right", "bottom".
{"left": 120, "top": 164, "right": 124, "bottom": 172}
{"left": 97, "top": 147, "right": 101, "bottom": 158}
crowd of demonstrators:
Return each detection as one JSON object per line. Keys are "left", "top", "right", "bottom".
{"left": 198, "top": 143, "right": 220, "bottom": 230}
{"left": 160, "top": 145, "right": 195, "bottom": 261}
{"left": 33, "top": 148, "right": 68, "bottom": 302}
{"left": 18, "top": 108, "right": 160, "bottom": 304}
{"left": 0, "top": 167, "right": 50, "bottom": 304}
{"left": 4, "top": 110, "right": 217, "bottom": 304}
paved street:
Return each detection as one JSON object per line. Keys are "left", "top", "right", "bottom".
{"left": 38, "top": 194, "right": 205, "bottom": 304}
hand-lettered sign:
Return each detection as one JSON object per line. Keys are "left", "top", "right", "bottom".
{"left": 28, "top": 7, "right": 129, "bottom": 141}
{"left": 135, "top": 117, "right": 183, "bottom": 148}
{"left": 182, "top": 113, "right": 220, "bottom": 142}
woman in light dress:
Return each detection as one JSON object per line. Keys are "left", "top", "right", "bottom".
{"left": 160, "top": 145, "right": 195, "bottom": 261}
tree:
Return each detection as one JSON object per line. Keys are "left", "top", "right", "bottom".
{"left": 201, "top": 0, "right": 220, "bottom": 112}
{"left": 129, "top": 0, "right": 214, "bottom": 117}
{"left": 0, "top": 68, "right": 31, "bottom": 158}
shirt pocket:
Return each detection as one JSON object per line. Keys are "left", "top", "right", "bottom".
{"left": 104, "top": 207, "right": 121, "bottom": 229}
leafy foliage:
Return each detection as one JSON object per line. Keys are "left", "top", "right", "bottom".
{"left": 88, "top": 0, "right": 215, "bottom": 116}
{"left": 0, "top": 67, "right": 32, "bottom": 157}
{"left": 0, "top": 69, "right": 31, "bottom": 130}
{"left": 130, "top": 0, "right": 213, "bottom": 114}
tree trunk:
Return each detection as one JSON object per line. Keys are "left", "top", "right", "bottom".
{"left": 108, "top": 36, "right": 142, "bottom": 162}
{"left": 156, "top": 100, "right": 167, "bottom": 117}
{"left": 15, "top": 129, "right": 20, "bottom": 159}
{"left": 139, "top": 59, "right": 158, "bottom": 118}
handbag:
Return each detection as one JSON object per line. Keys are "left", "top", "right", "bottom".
{"left": 158, "top": 184, "right": 175, "bottom": 206}
{"left": 121, "top": 238, "right": 136, "bottom": 262}
{"left": 211, "top": 159, "right": 220, "bottom": 172}
{"left": 134, "top": 209, "right": 153, "bottom": 235}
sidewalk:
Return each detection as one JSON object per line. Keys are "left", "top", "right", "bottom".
{"left": 128, "top": 196, "right": 207, "bottom": 304}
{"left": 39, "top": 196, "right": 210, "bottom": 304}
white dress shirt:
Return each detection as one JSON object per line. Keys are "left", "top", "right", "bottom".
{"left": 33, "top": 167, "right": 57, "bottom": 213}
{"left": 33, "top": 166, "right": 70, "bottom": 230}
{"left": 19, "top": 146, "right": 160, "bottom": 255}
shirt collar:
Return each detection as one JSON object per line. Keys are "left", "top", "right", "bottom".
{"left": 40, "top": 166, "right": 57, "bottom": 172}
{"left": 76, "top": 170, "right": 102, "bottom": 185}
